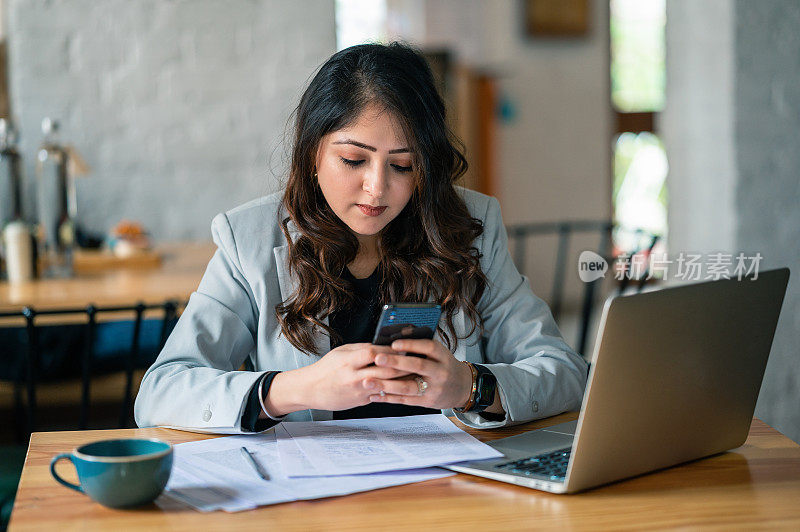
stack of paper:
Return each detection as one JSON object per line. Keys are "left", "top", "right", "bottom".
{"left": 276, "top": 414, "right": 502, "bottom": 476}
{"left": 158, "top": 414, "right": 503, "bottom": 512}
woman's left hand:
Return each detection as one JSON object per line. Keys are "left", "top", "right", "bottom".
{"left": 364, "top": 339, "right": 473, "bottom": 409}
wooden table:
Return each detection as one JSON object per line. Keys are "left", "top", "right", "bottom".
{"left": 9, "top": 413, "right": 800, "bottom": 530}
{"left": 0, "top": 243, "right": 215, "bottom": 314}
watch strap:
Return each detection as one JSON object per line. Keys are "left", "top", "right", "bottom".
{"left": 454, "top": 361, "right": 477, "bottom": 413}
{"left": 470, "top": 364, "right": 498, "bottom": 413}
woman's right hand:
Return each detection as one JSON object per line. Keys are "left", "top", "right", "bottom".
{"left": 263, "top": 343, "right": 410, "bottom": 416}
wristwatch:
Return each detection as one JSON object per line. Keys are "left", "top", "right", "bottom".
{"left": 454, "top": 363, "right": 498, "bottom": 413}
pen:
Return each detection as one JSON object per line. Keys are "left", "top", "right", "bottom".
{"left": 240, "top": 446, "right": 271, "bottom": 481}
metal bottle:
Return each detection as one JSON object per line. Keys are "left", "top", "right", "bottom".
{"left": 0, "top": 118, "right": 27, "bottom": 280}
{"left": 0, "top": 118, "right": 23, "bottom": 225}
{"left": 36, "top": 118, "right": 75, "bottom": 277}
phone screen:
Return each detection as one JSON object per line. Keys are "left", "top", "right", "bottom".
{"left": 372, "top": 303, "right": 442, "bottom": 348}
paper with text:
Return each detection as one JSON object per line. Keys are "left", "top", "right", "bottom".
{"left": 279, "top": 414, "right": 503, "bottom": 477}
{"left": 159, "top": 429, "right": 453, "bottom": 512}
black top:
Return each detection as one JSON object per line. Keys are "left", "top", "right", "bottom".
{"left": 241, "top": 265, "right": 436, "bottom": 432}
{"left": 330, "top": 266, "right": 437, "bottom": 420}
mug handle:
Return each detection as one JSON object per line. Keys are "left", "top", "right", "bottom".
{"left": 50, "top": 453, "right": 84, "bottom": 493}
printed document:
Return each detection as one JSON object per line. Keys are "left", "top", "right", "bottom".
{"left": 278, "top": 414, "right": 502, "bottom": 477}
{"left": 158, "top": 429, "right": 453, "bottom": 513}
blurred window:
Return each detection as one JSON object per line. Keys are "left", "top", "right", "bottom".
{"left": 335, "top": 0, "right": 387, "bottom": 51}
{"left": 612, "top": 132, "right": 668, "bottom": 254}
{"left": 610, "top": 0, "right": 667, "bottom": 259}
{"left": 611, "top": 0, "right": 665, "bottom": 112}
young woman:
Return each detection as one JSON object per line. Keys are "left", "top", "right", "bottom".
{"left": 134, "top": 43, "right": 588, "bottom": 434}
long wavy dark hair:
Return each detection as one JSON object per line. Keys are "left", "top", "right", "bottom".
{"left": 276, "top": 42, "right": 487, "bottom": 356}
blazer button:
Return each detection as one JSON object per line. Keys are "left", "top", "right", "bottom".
{"left": 202, "top": 409, "right": 212, "bottom": 422}
{"left": 532, "top": 401, "right": 539, "bottom": 413}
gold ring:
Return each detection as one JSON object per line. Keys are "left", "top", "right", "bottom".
{"left": 415, "top": 376, "right": 428, "bottom": 396}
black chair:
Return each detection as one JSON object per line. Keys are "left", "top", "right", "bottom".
{"left": 0, "top": 300, "right": 183, "bottom": 443}
{"left": 505, "top": 220, "right": 661, "bottom": 357}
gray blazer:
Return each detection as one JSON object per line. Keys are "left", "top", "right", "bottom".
{"left": 134, "top": 187, "right": 588, "bottom": 433}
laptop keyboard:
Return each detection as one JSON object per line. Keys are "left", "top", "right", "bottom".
{"left": 494, "top": 447, "right": 572, "bottom": 481}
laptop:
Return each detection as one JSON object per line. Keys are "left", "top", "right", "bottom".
{"left": 445, "top": 267, "right": 790, "bottom": 493}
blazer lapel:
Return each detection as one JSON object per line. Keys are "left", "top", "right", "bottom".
{"left": 273, "top": 244, "right": 331, "bottom": 355}
{"left": 451, "top": 307, "right": 469, "bottom": 361}
{"left": 273, "top": 223, "right": 333, "bottom": 421}
{"left": 434, "top": 304, "right": 468, "bottom": 361}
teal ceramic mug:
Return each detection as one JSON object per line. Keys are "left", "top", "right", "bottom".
{"left": 50, "top": 438, "right": 173, "bottom": 508}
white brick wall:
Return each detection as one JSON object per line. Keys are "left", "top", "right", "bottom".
{"left": 8, "top": 0, "right": 336, "bottom": 240}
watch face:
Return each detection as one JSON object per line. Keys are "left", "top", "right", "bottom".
{"left": 475, "top": 372, "right": 497, "bottom": 407}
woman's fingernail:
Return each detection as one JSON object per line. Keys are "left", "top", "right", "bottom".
{"left": 365, "top": 380, "right": 375, "bottom": 389}
{"left": 375, "top": 354, "right": 386, "bottom": 365}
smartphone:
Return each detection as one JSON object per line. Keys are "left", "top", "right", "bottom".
{"left": 372, "top": 303, "right": 442, "bottom": 357}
